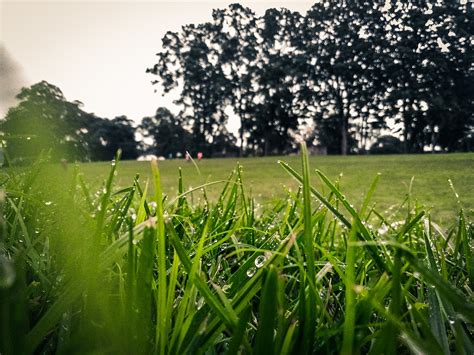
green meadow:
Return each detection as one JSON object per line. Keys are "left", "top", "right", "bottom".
{"left": 1, "top": 149, "right": 473, "bottom": 354}
{"left": 78, "top": 153, "right": 474, "bottom": 222}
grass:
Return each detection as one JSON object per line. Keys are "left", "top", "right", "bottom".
{"left": 77, "top": 153, "right": 474, "bottom": 222}
{"left": 0, "top": 147, "right": 473, "bottom": 354}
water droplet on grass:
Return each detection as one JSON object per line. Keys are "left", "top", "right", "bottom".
{"left": 246, "top": 267, "right": 256, "bottom": 277}
{"left": 220, "top": 243, "right": 228, "bottom": 251}
{"left": 255, "top": 255, "right": 266, "bottom": 268}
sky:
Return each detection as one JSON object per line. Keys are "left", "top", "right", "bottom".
{"left": 0, "top": 0, "right": 315, "bottom": 133}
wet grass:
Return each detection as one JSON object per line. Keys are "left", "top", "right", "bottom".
{"left": 0, "top": 147, "right": 472, "bottom": 354}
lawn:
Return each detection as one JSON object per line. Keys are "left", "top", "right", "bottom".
{"left": 77, "top": 153, "right": 474, "bottom": 223}
{"left": 2, "top": 149, "right": 473, "bottom": 354}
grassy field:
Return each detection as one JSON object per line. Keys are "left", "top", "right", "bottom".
{"left": 1, "top": 148, "right": 473, "bottom": 354}
{"left": 77, "top": 153, "right": 474, "bottom": 222}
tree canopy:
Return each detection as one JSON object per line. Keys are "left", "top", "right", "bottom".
{"left": 148, "top": 0, "right": 473, "bottom": 155}
{"left": 0, "top": 81, "right": 139, "bottom": 164}
{"left": 1, "top": 1, "right": 472, "bottom": 162}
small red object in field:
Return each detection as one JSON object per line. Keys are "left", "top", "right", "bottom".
{"left": 197, "top": 152, "right": 203, "bottom": 161}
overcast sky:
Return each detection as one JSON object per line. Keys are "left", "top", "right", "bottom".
{"left": 0, "top": 0, "right": 314, "bottom": 131}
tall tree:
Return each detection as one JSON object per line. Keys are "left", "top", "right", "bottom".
{"left": 139, "top": 107, "right": 194, "bottom": 157}
{"left": 147, "top": 22, "right": 233, "bottom": 155}
{"left": 302, "top": 1, "right": 387, "bottom": 155}
{"left": 211, "top": 4, "right": 259, "bottom": 156}
{"left": 247, "top": 8, "right": 303, "bottom": 155}
{"left": 85, "top": 115, "right": 139, "bottom": 161}
{"left": 0, "top": 81, "right": 90, "bottom": 163}
{"left": 383, "top": 0, "right": 473, "bottom": 152}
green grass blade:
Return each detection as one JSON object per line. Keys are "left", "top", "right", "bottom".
{"left": 360, "top": 172, "right": 381, "bottom": 217}
{"left": 254, "top": 265, "right": 279, "bottom": 354}
{"left": 151, "top": 159, "right": 167, "bottom": 355}
{"left": 135, "top": 180, "right": 149, "bottom": 226}
{"left": 342, "top": 223, "right": 357, "bottom": 355}
{"left": 278, "top": 160, "right": 351, "bottom": 228}
{"left": 226, "top": 307, "right": 251, "bottom": 355}
{"left": 94, "top": 149, "right": 121, "bottom": 242}
{"left": 300, "top": 142, "right": 316, "bottom": 354}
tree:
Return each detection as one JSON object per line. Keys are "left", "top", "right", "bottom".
{"left": 147, "top": 22, "right": 231, "bottom": 155}
{"left": 0, "top": 81, "right": 90, "bottom": 163}
{"left": 140, "top": 107, "right": 194, "bottom": 157}
{"left": 246, "top": 8, "right": 303, "bottom": 155}
{"left": 149, "top": 4, "right": 303, "bottom": 156}
{"left": 383, "top": 1, "right": 473, "bottom": 153}
{"left": 315, "top": 113, "right": 357, "bottom": 154}
{"left": 211, "top": 4, "right": 259, "bottom": 156}
{"left": 140, "top": 107, "right": 238, "bottom": 157}
{"left": 301, "top": 1, "right": 388, "bottom": 155}
{"left": 85, "top": 115, "right": 139, "bottom": 161}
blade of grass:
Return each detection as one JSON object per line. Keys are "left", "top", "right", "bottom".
{"left": 151, "top": 158, "right": 167, "bottom": 355}
{"left": 254, "top": 265, "right": 279, "bottom": 354}
{"left": 342, "top": 223, "right": 357, "bottom": 355}
{"left": 300, "top": 142, "right": 316, "bottom": 354}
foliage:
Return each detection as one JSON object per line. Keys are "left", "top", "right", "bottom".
{"left": 383, "top": 1, "right": 474, "bottom": 153}
{"left": 301, "top": 1, "right": 387, "bottom": 155}
{"left": 0, "top": 145, "right": 472, "bottom": 354}
{"left": 0, "top": 81, "right": 140, "bottom": 163}
{"left": 148, "top": 1, "right": 473, "bottom": 155}
{"left": 0, "top": 81, "right": 90, "bottom": 163}
{"left": 85, "top": 115, "right": 140, "bottom": 161}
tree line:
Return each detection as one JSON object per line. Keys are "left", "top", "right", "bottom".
{"left": 0, "top": 81, "right": 239, "bottom": 164}
{"left": 1, "top": 1, "right": 473, "bottom": 163}
{"left": 149, "top": 0, "right": 473, "bottom": 155}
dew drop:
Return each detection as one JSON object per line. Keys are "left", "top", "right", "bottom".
{"left": 246, "top": 266, "right": 256, "bottom": 278}
{"left": 220, "top": 243, "right": 228, "bottom": 251}
{"left": 255, "top": 255, "right": 266, "bottom": 268}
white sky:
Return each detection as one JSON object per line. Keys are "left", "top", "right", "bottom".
{"left": 0, "top": 0, "right": 314, "bottom": 133}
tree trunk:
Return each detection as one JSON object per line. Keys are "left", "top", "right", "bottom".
{"left": 341, "top": 116, "right": 348, "bottom": 156}
{"left": 239, "top": 122, "right": 244, "bottom": 157}
{"left": 339, "top": 99, "right": 348, "bottom": 155}
{"left": 430, "top": 125, "right": 437, "bottom": 153}
{"left": 336, "top": 89, "right": 348, "bottom": 156}
{"left": 402, "top": 102, "right": 409, "bottom": 154}
{"left": 264, "top": 133, "right": 270, "bottom": 156}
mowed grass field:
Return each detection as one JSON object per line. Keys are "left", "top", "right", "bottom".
{"left": 3, "top": 149, "right": 473, "bottom": 353}
{"left": 76, "top": 153, "right": 474, "bottom": 223}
